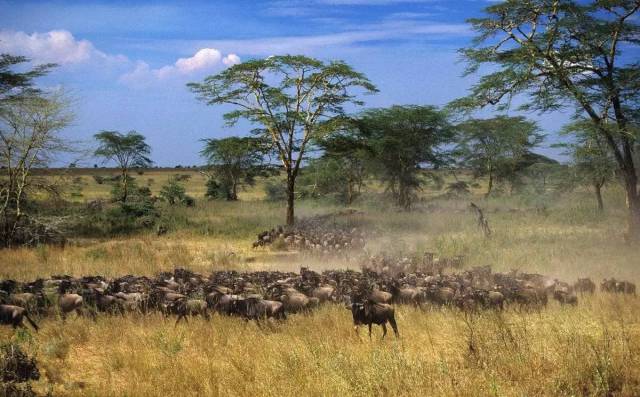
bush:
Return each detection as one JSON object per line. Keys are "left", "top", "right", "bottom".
{"left": 0, "top": 343, "right": 39, "bottom": 384}
{"left": 73, "top": 181, "right": 159, "bottom": 236}
{"left": 175, "top": 174, "right": 192, "bottom": 182}
{"left": 160, "top": 176, "right": 193, "bottom": 206}
{"left": 184, "top": 195, "right": 196, "bottom": 207}
{"left": 92, "top": 175, "right": 105, "bottom": 185}
{"left": 264, "top": 180, "right": 287, "bottom": 202}
{"left": 0, "top": 343, "right": 39, "bottom": 397}
{"left": 445, "top": 181, "right": 471, "bottom": 197}
{"left": 205, "top": 178, "right": 232, "bottom": 200}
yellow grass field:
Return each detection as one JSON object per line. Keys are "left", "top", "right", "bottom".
{"left": 2, "top": 169, "right": 639, "bottom": 396}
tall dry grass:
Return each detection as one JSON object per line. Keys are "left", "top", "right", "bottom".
{"left": 1, "top": 170, "right": 640, "bottom": 396}
{"left": 2, "top": 296, "right": 639, "bottom": 396}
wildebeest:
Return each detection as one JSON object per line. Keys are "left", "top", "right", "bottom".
{"left": 59, "top": 293, "right": 95, "bottom": 320}
{"left": 280, "top": 292, "right": 312, "bottom": 313}
{"left": 574, "top": 278, "right": 596, "bottom": 294}
{"left": 209, "top": 293, "right": 242, "bottom": 316}
{"left": 425, "top": 286, "right": 455, "bottom": 306}
{"left": 368, "top": 289, "right": 392, "bottom": 304}
{"left": 350, "top": 300, "right": 399, "bottom": 339}
{"left": 311, "top": 286, "right": 336, "bottom": 303}
{"left": 601, "top": 279, "right": 637, "bottom": 295}
{"left": 0, "top": 304, "right": 39, "bottom": 331}
{"left": 233, "top": 296, "right": 286, "bottom": 321}
{"left": 390, "top": 283, "right": 423, "bottom": 306}
{"left": 513, "top": 287, "right": 548, "bottom": 309}
{"left": 553, "top": 290, "right": 578, "bottom": 305}
{"left": 168, "top": 299, "right": 210, "bottom": 325}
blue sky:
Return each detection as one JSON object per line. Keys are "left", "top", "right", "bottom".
{"left": 0, "top": 0, "right": 572, "bottom": 166}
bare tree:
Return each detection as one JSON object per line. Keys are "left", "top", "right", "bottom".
{"left": 0, "top": 91, "right": 74, "bottom": 246}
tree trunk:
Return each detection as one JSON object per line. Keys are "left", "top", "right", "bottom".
{"left": 121, "top": 169, "right": 128, "bottom": 203}
{"left": 346, "top": 181, "right": 353, "bottom": 205}
{"left": 286, "top": 173, "right": 295, "bottom": 226}
{"left": 624, "top": 173, "right": 640, "bottom": 241}
{"left": 485, "top": 172, "right": 493, "bottom": 198}
{"left": 398, "top": 182, "right": 410, "bottom": 210}
{"left": 230, "top": 179, "right": 238, "bottom": 201}
{"left": 594, "top": 181, "right": 604, "bottom": 213}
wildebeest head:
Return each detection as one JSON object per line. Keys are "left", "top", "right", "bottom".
{"left": 350, "top": 302, "right": 366, "bottom": 323}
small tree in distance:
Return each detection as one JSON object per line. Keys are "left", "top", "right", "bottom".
{"left": 94, "top": 130, "right": 152, "bottom": 203}
{"left": 455, "top": 116, "right": 544, "bottom": 197}
{"left": 347, "top": 105, "right": 454, "bottom": 210}
{"left": 188, "top": 55, "right": 377, "bottom": 225}
{"left": 559, "top": 120, "right": 617, "bottom": 212}
{"left": 200, "top": 136, "right": 269, "bottom": 201}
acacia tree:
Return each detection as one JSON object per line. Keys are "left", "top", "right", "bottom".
{"left": 455, "top": 116, "right": 544, "bottom": 197}
{"left": 561, "top": 120, "right": 617, "bottom": 211}
{"left": 188, "top": 55, "right": 377, "bottom": 225}
{"left": 351, "top": 105, "right": 454, "bottom": 210}
{"left": 0, "top": 54, "right": 72, "bottom": 246}
{"left": 454, "top": 0, "right": 640, "bottom": 240}
{"left": 94, "top": 130, "right": 152, "bottom": 203}
{"left": 200, "top": 136, "right": 269, "bottom": 200}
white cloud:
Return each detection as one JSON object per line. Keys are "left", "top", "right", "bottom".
{"left": 119, "top": 48, "right": 239, "bottom": 85}
{"left": 118, "top": 60, "right": 153, "bottom": 85}
{"left": 222, "top": 53, "right": 241, "bottom": 66}
{"left": 175, "top": 48, "right": 222, "bottom": 73}
{"left": 0, "top": 29, "right": 126, "bottom": 65}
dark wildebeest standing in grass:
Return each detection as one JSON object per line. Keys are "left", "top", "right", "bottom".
{"left": 169, "top": 298, "right": 210, "bottom": 325}
{"left": 233, "top": 296, "right": 286, "bottom": 321}
{"left": 574, "top": 278, "right": 596, "bottom": 294}
{"left": 350, "top": 300, "right": 399, "bottom": 339}
{"left": 0, "top": 304, "right": 39, "bottom": 331}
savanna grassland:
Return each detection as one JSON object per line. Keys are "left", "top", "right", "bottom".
{"left": 2, "top": 168, "right": 640, "bottom": 397}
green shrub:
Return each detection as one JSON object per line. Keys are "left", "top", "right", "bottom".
{"left": 264, "top": 180, "right": 287, "bottom": 202}
{"left": 160, "top": 176, "right": 194, "bottom": 206}
{"left": 73, "top": 183, "right": 159, "bottom": 237}
{"left": 205, "top": 177, "right": 233, "bottom": 200}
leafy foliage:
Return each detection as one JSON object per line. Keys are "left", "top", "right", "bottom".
{"left": 558, "top": 119, "right": 619, "bottom": 210}
{"left": 264, "top": 179, "right": 288, "bottom": 202}
{"left": 189, "top": 55, "right": 377, "bottom": 224}
{"left": 454, "top": 116, "right": 544, "bottom": 196}
{"left": 454, "top": 0, "right": 640, "bottom": 238}
{"left": 347, "top": 105, "right": 454, "bottom": 209}
{"left": 0, "top": 55, "right": 73, "bottom": 247}
{"left": 297, "top": 156, "right": 366, "bottom": 204}
{"left": 160, "top": 175, "right": 195, "bottom": 206}
{"left": 94, "top": 130, "right": 152, "bottom": 203}
{"left": 201, "top": 136, "right": 270, "bottom": 200}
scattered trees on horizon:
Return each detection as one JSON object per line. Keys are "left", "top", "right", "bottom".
{"left": 2, "top": 0, "right": 640, "bottom": 244}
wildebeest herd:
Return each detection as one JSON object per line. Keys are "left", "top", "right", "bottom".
{"left": 0, "top": 265, "right": 636, "bottom": 339}
{"left": 252, "top": 211, "right": 367, "bottom": 253}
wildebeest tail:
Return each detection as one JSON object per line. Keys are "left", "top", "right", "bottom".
{"left": 24, "top": 312, "right": 39, "bottom": 332}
